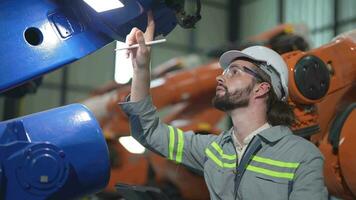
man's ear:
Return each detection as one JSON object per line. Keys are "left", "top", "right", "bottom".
{"left": 254, "top": 82, "right": 270, "bottom": 98}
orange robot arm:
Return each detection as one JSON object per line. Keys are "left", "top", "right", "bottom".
{"left": 285, "top": 30, "right": 356, "bottom": 199}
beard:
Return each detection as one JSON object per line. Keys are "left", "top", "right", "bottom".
{"left": 212, "top": 82, "right": 254, "bottom": 111}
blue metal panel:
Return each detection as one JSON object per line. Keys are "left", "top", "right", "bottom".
{"left": 0, "top": 104, "right": 110, "bottom": 199}
{"left": 0, "top": 1, "right": 179, "bottom": 198}
{"left": 0, "top": 0, "right": 177, "bottom": 92}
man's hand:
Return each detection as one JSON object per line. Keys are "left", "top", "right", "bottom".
{"left": 125, "top": 11, "right": 155, "bottom": 71}
{"left": 127, "top": 11, "right": 155, "bottom": 102}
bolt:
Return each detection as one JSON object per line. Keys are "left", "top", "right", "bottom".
{"left": 59, "top": 151, "right": 65, "bottom": 158}
{"left": 314, "top": 63, "right": 319, "bottom": 69}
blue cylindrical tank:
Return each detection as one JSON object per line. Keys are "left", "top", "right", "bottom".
{"left": 0, "top": 103, "right": 110, "bottom": 199}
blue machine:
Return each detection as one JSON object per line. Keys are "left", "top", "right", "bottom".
{"left": 0, "top": 0, "right": 184, "bottom": 199}
{"left": 0, "top": 104, "right": 110, "bottom": 199}
{"left": 0, "top": 0, "right": 177, "bottom": 92}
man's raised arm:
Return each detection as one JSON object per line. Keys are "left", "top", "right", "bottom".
{"left": 125, "top": 11, "right": 155, "bottom": 102}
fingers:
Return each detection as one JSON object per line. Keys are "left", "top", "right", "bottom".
{"left": 125, "top": 11, "right": 155, "bottom": 58}
{"left": 126, "top": 27, "right": 139, "bottom": 45}
{"left": 136, "top": 31, "right": 148, "bottom": 55}
{"left": 125, "top": 27, "right": 139, "bottom": 58}
{"left": 144, "top": 10, "right": 155, "bottom": 42}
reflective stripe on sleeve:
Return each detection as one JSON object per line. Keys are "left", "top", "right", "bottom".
{"left": 176, "top": 128, "right": 184, "bottom": 163}
{"left": 168, "top": 125, "right": 175, "bottom": 160}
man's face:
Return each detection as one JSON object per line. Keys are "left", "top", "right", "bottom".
{"left": 212, "top": 59, "right": 258, "bottom": 111}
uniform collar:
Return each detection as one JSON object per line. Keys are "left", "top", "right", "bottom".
{"left": 221, "top": 128, "right": 234, "bottom": 144}
{"left": 231, "top": 123, "right": 271, "bottom": 148}
{"left": 257, "top": 125, "right": 292, "bottom": 143}
{"left": 223, "top": 125, "right": 292, "bottom": 144}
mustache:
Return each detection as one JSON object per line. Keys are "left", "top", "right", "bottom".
{"left": 217, "top": 84, "right": 228, "bottom": 91}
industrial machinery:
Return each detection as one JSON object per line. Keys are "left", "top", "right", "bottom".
{"left": 0, "top": 105, "right": 110, "bottom": 199}
{"left": 83, "top": 30, "right": 356, "bottom": 199}
{"left": 287, "top": 31, "right": 356, "bottom": 200}
{"left": 0, "top": 0, "right": 199, "bottom": 199}
{"left": 0, "top": 0, "right": 181, "bottom": 92}
{"left": 2, "top": 0, "right": 355, "bottom": 198}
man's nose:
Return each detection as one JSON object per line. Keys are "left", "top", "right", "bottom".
{"left": 216, "top": 74, "right": 224, "bottom": 84}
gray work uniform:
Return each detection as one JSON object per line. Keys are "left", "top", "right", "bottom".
{"left": 119, "top": 96, "right": 328, "bottom": 200}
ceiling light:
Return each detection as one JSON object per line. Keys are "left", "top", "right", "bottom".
{"left": 83, "top": 0, "right": 124, "bottom": 13}
{"left": 118, "top": 136, "right": 145, "bottom": 154}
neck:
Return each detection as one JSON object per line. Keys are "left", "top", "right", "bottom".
{"left": 228, "top": 102, "right": 267, "bottom": 144}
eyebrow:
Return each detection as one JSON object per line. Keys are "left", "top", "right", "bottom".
{"left": 228, "top": 64, "right": 248, "bottom": 70}
{"left": 228, "top": 63, "right": 240, "bottom": 68}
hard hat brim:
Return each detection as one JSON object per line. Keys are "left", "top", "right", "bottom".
{"left": 219, "top": 50, "right": 265, "bottom": 69}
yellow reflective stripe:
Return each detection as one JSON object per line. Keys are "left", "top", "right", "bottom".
{"left": 252, "top": 156, "right": 300, "bottom": 168}
{"left": 223, "top": 162, "right": 236, "bottom": 168}
{"left": 176, "top": 128, "right": 184, "bottom": 163}
{"left": 205, "top": 148, "right": 236, "bottom": 168}
{"left": 168, "top": 126, "right": 175, "bottom": 160}
{"left": 211, "top": 142, "right": 237, "bottom": 160}
{"left": 247, "top": 165, "right": 295, "bottom": 180}
{"left": 205, "top": 148, "right": 223, "bottom": 167}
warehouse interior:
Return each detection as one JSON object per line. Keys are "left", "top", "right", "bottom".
{"left": 2, "top": 0, "right": 355, "bottom": 117}
{"left": 1, "top": 0, "right": 356, "bottom": 199}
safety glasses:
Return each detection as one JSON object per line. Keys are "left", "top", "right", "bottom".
{"left": 223, "top": 65, "right": 266, "bottom": 82}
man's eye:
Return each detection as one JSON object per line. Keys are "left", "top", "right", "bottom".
{"left": 231, "top": 69, "right": 238, "bottom": 74}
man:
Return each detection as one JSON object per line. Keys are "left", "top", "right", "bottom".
{"left": 118, "top": 12, "right": 328, "bottom": 199}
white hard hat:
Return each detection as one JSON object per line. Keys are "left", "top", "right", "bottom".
{"left": 219, "top": 46, "right": 289, "bottom": 101}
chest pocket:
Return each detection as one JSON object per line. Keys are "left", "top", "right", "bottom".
{"left": 204, "top": 142, "right": 236, "bottom": 197}
{"left": 237, "top": 168, "right": 292, "bottom": 200}
{"left": 239, "top": 155, "right": 299, "bottom": 200}
{"left": 255, "top": 173, "right": 290, "bottom": 199}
